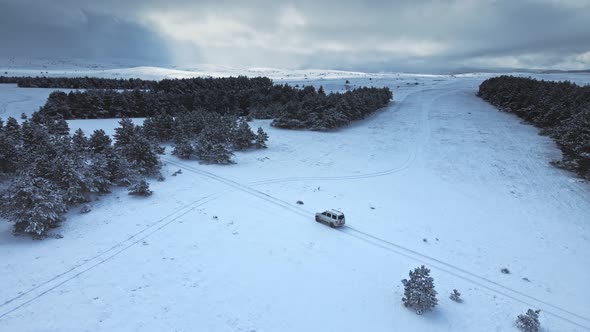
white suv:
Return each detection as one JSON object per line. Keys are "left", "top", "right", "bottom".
{"left": 315, "top": 210, "right": 345, "bottom": 228}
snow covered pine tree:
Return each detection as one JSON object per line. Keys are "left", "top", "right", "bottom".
{"left": 401, "top": 265, "right": 438, "bottom": 314}
{"left": 255, "top": 127, "right": 269, "bottom": 148}
{"left": 232, "top": 119, "right": 256, "bottom": 150}
{"left": 2, "top": 175, "right": 67, "bottom": 237}
{"left": 172, "top": 139, "right": 195, "bottom": 159}
{"left": 195, "top": 127, "right": 234, "bottom": 164}
{"left": 516, "top": 309, "right": 541, "bottom": 332}
{"left": 128, "top": 180, "right": 153, "bottom": 196}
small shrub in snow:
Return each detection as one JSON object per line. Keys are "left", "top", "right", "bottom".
{"left": 501, "top": 268, "right": 510, "bottom": 274}
{"left": 172, "top": 169, "right": 182, "bottom": 176}
{"left": 296, "top": 200, "right": 304, "bottom": 205}
{"left": 20, "top": 113, "right": 27, "bottom": 120}
{"left": 154, "top": 145, "right": 165, "bottom": 155}
{"left": 128, "top": 180, "right": 152, "bottom": 196}
{"left": 401, "top": 265, "right": 438, "bottom": 314}
{"left": 449, "top": 289, "right": 462, "bottom": 302}
{"left": 80, "top": 204, "right": 92, "bottom": 214}
{"left": 516, "top": 309, "right": 541, "bottom": 332}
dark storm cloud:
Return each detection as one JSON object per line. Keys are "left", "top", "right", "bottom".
{"left": 0, "top": 0, "right": 171, "bottom": 64}
{"left": 1, "top": 0, "right": 589, "bottom": 71}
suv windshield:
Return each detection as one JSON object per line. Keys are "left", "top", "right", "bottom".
{"left": 338, "top": 215, "right": 344, "bottom": 220}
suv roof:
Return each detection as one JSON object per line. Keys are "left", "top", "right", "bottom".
{"left": 328, "top": 209, "right": 344, "bottom": 216}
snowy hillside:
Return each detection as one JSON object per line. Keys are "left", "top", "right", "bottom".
{"left": 1, "top": 70, "right": 590, "bottom": 331}
{"left": 1, "top": 57, "right": 384, "bottom": 81}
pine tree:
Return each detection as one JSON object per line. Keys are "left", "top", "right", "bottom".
{"left": 89, "top": 129, "right": 113, "bottom": 154}
{"left": 72, "top": 128, "right": 89, "bottom": 153}
{"left": 0, "top": 130, "right": 19, "bottom": 173}
{"left": 516, "top": 309, "right": 541, "bottom": 332}
{"left": 121, "top": 135, "right": 161, "bottom": 175}
{"left": 106, "top": 150, "right": 136, "bottom": 186}
{"left": 172, "top": 140, "right": 195, "bottom": 159}
{"left": 86, "top": 153, "right": 113, "bottom": 193}
{"left": 449, "top": 289, "right": 462, "bottom": 302}
{"left": 19, "top": 121, "right": 56, "bottom": 178}
{"left": 113, "top": 118, "right": 136, "bottom": 150}
{"left": 232, "top": 119, "right": 256, "bottom": 150}
{"left": 208, "top": 143, "right": 233, "bottom": 164}
{"left": 2, "top": 175, "right": 67, "bottom": 237}
{"left": 48, "top": 116, "right": 70, "bottom": 136}
{"left": 56, "top": 158, "right": 88, "bottom": 204}
{"left": 4, "top": 117, "right": 21, "bottom": 141}
{"left": 401, "top": 265, "right": 438, "bottom": 314}
{"left": 30, "top": 111, "right": 49, "bottom": 125}
{"left": 88, "top": 129, "right": 135, "bottom": 188}
{"left": 128, "top": 179, "right": 153, "bottom": 196}
{"left": 143, "top": 112, "right": 174, "bottom": 142}
{"left": 112, "top": 118, "right": 161, "bottom": 175}
{"left": 195, "top": 131, "right": 234, "bottom": 164}
{"left": 50, "top": 136, "right": 88, "bottom": 204}
{"left": 317, "top": 108, "right": 349, "bottom": 129}
{"left": 255, "top": 127, "right": 268, "bottom": 148}
{"left": 20, "top": 120, "right": 50, "bottom": 152}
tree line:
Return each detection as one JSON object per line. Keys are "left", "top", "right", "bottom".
{"left": 35, "top": 76, "right": 391, "bottom": 130}
{"left": 0, "top": 114, "right": 158, "bottom": 237}
{"left": 0, "top": 75, "right": 156, "bottom": 89}
{"left": 478, "top": 75, "right": 590, "bottom": 179}
{"left": 0, "top": 110, "right": 267, "bottom": 238}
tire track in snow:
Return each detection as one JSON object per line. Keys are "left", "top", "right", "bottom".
{"left": 165, "top": 159, "right": 312, "bottom": 220}
{"left": 248, "top": 87, "right": 448, "bottom": 186}
{"left": 164, "top": 157, "right": 590, "bottom": 331}
{"left": 248, "top": 147, "right": 415, "bottom": 185}
{"left": 0, "top": 193, "right": 222, "bottom": 320}
{"left": 0, "top": 93, "right": 31, "bottom": 117}
{"left": 340, "top": 226, "right": 590, "bottom": 331}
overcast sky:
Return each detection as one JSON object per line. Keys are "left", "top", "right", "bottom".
{"left": 1, "top": 0, "right": 589, "bottom": 72}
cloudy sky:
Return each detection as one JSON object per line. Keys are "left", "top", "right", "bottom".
{"left": 1, "top": 0, "right": 589, "bottom": 72}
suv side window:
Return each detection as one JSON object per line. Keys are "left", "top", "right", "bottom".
{"left": 332, "top": 215, "right": 337, "bottom": 220}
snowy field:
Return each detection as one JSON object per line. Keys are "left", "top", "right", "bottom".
{"left": 1, "top": 69, "right": 590, "bottom": 331}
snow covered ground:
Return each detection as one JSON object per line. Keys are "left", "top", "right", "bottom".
{"left": 1, "top": 70, "right": 590, "bottom": 331}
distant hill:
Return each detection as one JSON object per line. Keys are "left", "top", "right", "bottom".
{"left": 539, "top": 69, "right": 590, "bottom": 74}
{"left": 449, "top": 67, "right": 590, "bottom": 75}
